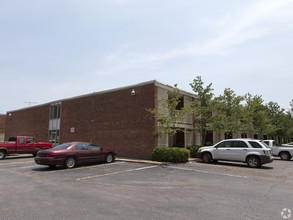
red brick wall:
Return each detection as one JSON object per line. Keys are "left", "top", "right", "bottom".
{"left": 0, "top": 114, "right": 6, "bottom": 133}
{"left": 61, "top": 84, "right": 157, "bottom": 159}
{"left": 5, "top": 105, "right": 50, "bottom": 142}
{"left": 4, "top": 83, "right": 158, "bottom": 159}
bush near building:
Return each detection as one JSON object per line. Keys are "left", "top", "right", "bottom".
{"left": 152, "top": 147, "right": 190, "bottom": 163}
{"left": 188, "top": 145, "right": 202, "bottom": 158}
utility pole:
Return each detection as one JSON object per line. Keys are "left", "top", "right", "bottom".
{"left": 24, "top": 102, "right": 37, "bottom": 107}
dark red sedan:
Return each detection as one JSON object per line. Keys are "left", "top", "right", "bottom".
{"left": 35, "top": 142, "right": 116, "bottom": 169}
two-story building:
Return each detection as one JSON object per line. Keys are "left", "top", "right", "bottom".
{"left": 5, "top": 80, "right": 199, "bottom": 159}
{"left": 0, "top": 114, "right": 6, "bottom": 141}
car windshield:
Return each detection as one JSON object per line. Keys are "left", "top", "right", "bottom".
{"left": 261, "top": 141, "right": 270, "bottom": 148}
{"left": 53, "top": 143, "right": 71, "bottom": 150}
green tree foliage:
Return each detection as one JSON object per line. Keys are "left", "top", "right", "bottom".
{"left": 147, "top": 84, "right": 188, "bottom": 144}
{"left": 212, "top": 88, "right": 244, "bottom": 136}
{"left": 242, "top": 94, "right": 273, "bottom": 137}
{"left": 148, "top": 77, "right": 293, "bottom": 146}
{"left": 265, "top": 102, "right": 285, "bottom": 137}
{"left": 189, "top": 76, "right": 214, "bottom": 145}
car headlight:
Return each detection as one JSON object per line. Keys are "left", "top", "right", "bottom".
{"left": 198, "top": 149, "right": 202, "bottom": 153}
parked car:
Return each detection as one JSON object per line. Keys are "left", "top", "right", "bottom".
{"left": 35, "top": 142, "right": 116, "bottom": 169}
{"left": 197, "top": 139, "right": 273, "bottom": 168}
{"left": 0, "top": 136, "right": 52, "bottom": 159}
{"left": 282, "top": 142, "right": 293, "bottom": 147}
{"left": 263, "top": 140, "right": 293, "bottom": 160}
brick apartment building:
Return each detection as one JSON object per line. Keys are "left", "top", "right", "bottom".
{"left": 0, "top": 114, "right": 6, "bottom": 141}
{"left": 5, "top": 80, "right": 198, "bottom": 159}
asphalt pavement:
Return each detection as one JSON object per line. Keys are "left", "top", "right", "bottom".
{"left": 0, "top": 155, "right": 293, "bottom": 220}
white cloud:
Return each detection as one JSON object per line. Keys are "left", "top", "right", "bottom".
{"left": 97, "top": 0, "right": 293, "bottom": 73}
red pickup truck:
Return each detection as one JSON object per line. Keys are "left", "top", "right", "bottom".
{"left": 0, "top": 136, "right": 52, "bottom": 159}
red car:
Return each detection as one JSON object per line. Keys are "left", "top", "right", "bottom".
{"left": 35, "top": 142, "right": 116, "bottom": 169}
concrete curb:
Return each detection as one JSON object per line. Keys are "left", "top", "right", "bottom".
{"left": 116, "top": 157, "right": 199, "bottom": 165}
{"left": 116, "top": 157, "right": 168, "bottom": 166}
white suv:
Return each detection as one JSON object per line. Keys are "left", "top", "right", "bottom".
{"left": 197, "top": 139, "right": 273, "bottom": 168}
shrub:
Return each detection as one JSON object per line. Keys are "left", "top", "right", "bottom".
{"left": 152, "top": 147, "right": 190, "bottom": 163}
{"left": 189, "top": 145, "right": 201, "bottom": 158}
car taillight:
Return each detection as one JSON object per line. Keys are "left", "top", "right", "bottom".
{"left": 263, "top": 150, "right": 270, "bottom": 156}
{"left": 47, "top": 153, "right": 57, "bottom": 157}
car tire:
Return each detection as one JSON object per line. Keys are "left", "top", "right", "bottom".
{"left": 280, "top": 152, "right": 291, "bottom": 161}
{"left": 0, "top": 150, "right": 6, "bottom": 160}
{"left": 247, "top": 156, "right": 260, "bottom": 168}
{"left": 64, "top": 157, "right": 76, "bottom": 169}
{"left": 202, "top": 153, "right": 212, "bottom": 163}
{"left": 105, "top": 153, "right": 114, "bottom": 163}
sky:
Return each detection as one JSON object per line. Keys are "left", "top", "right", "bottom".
{"left": 0, "top": 0, "right": 293, "bottom": 114}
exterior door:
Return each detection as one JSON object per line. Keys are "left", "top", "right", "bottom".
{"left": 15, "top": 137, "right": 26, "bottom": 154}
{"left": 229, "top": 141, "right": 249, "bottom": 161}
{"left": 74, "top": 143, "right": 91, "bottom": 163}
{"left": 213, "top": 141, "right": 232, "bottom": 160}
{"left": 88, "top": 144, "right": 105, "bottom": 162}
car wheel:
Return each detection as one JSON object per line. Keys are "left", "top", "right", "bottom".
{"left": 105, "top": 153, "right": 114, "bottom": 163}
{"left": 247, "top": 156, "right": 260, "bottom": 168}
{"left": 280, "top": 152, "right": 291, "bottom": 161}
{"left": 64, "top": 157, "right": 76, "bottom": 169}
{"left": 0, "top": 150, "right": 6, "bottom": 160}
{"left": 202, "top": 153, "right": 212, "bottom": 163}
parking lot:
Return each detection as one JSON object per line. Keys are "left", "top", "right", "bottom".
{"left": 1, "top": 156, "right": 293, "bottom": 220}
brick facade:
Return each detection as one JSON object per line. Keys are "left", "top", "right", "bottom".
{"left": 5, "top": 82, "right": 158, "bottom": 159}
{"left": 0, "top": 114, "right": 6, "bottom": 141}
{"left": 5, "top": 105, "right": 50, "bottom": 142}
{"left": 60, "top": 83, "right": 157, "bottom": 159}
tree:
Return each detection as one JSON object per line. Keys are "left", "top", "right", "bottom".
{"left": 265, "top": 102, "right": 285, "bottom": 139}
{"left": 212, "top": 88, "right": 244, "bottom": 138}
{"left": 147, "top": 84, "right": 188, "bottom": 147}
{"left": 189, "top": 76, "right": 214, "bottom": 145}
{"left": 242, "top": 94, "right": 273, "bottom": 137}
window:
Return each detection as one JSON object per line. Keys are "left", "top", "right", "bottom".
{"left": 232, "top": 141, "right": 248, "bottom": 148}
{"left": 49, "top": 103, "right": 61, "bottom": 120}
{"left": 168, "top": 94, "right": 184, "bottom": 110}
{"left": 48, "top": 103, "right": 61, "bottom": 145}
{"left": 249, "top": 141, "right": 262, "bottom": 148}
{"left": 75, "top": 144, "right": 89, "bottom": 150}
{"left": 27, "top": 138, "right": 36, "bottom": 144}
{"left": 18, "top": 138, "right": 24, "bottom": 144}
{"left": 241, "top": 132, "right": 247, "bottom": 138}
{"left": 176, "top": 97, "right": 184, "bottom": 110}
{"left": 215, "top": 141, "right": 232, "bottom": 148}
{"left": 53, "top": 143, "right": 71, "bottom": 150}
{"left": 89, "top": 144, "right": 102, "bottom": 151}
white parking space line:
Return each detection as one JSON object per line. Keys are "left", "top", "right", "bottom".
{"left": 45, "top": 161, "right": 126, "bottom": 173}
{"left": 75, "top": 165, "right": 157, "bottom": 181}
{"left": 0, "top": 161, "right": 33, "bottom": 166}
{"left": 168, "top": 166, "right": 248, "bottom": 179}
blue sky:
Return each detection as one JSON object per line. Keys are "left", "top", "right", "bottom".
{"left": 1, "top": 0, "right": 293, "bottom": 114}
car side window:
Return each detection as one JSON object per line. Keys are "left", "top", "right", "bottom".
{"left": 18, "top": 138, "right": 25, "bottom": 144}
{"left": 26, "top": 138, "right": 35, "bottom": 144}
{"left": 232, "top": 141, "right": 248, "bottom": 148}
{"left": 75, "top": 144, "right": 89, "bottom": 150}
{"left": 216, "top": 141, "right": 232, "bottom": 148}
{"left": 89, "top": 144, "right": 102, "bottom": 151}
{"left": 248, "top": 141, "right": 262, "bottom": 148}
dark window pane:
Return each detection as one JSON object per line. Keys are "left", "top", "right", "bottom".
{"left": 232, "top": 141, "right": 248, "bottom": 148}
{"left": 249, "top": 141, "right": 262, "bottom": 148}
